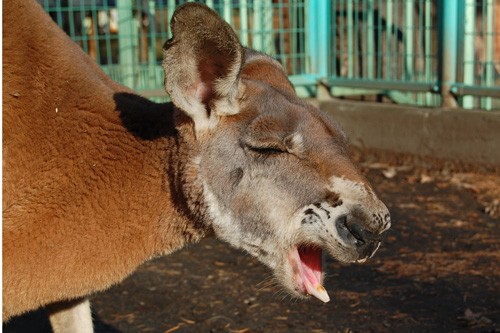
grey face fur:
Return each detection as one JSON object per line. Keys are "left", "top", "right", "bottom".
{"left": 163, "top": 3, "right": 391, "bottom": 302}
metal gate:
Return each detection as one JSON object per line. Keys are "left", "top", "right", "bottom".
{"left": 39, "top": 0, "right": 500, "bottom": 110}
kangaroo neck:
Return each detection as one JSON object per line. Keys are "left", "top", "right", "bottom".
{"left": 110, "top": 92, "right": 212, "bottom": 258}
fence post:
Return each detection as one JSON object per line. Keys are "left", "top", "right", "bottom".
{"left": 385, "top": 0, "right": 393, "bottom": 80}
{"left": 307, "top": 0, "right": 330, "bottom": 80}
{"left": 239, "top": 0, "right": 249, "bottom": 46}
{"left": 424, "top": 0, "right": 434, "bottom": 105}
{"left": 251, "top": 0, "right": 274, "bottom": 54}
{"left": 148, "top": 0, "right": 157, "bottom": 81}
{"left": 404, "top": 0, "right": 414, "bottom": 81}
{"left": 462, "top": 0, "right": 476, "bottom": 108}
{"left": 223, "top": 0, "right": 233, "bottom": 26}
{"left": 483, "top": 0, "right": 495, "bottom": 110}
{"left": 167, "top": 0, "right": 176, "bottom": 23}
{"left": 252, "top": 0, "right": 275, "bottom": 56}
{"left": 118, "top": 0, "right": 135, "bottom": 89}
{"left": 252, "top": 0, "right": 263, "bottom": 51}
{"left": 366, "top": 0, "right": 375, "bottom": 79}
{"left": 438, "top": 0, "right": 459, "bottom": 107}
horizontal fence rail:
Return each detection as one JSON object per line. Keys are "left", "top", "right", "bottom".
{"left": 39, "top": 0, "right": 500, "bottom": 110}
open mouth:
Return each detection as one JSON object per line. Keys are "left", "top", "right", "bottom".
{"left": 288, "top": 244, "right": 330, "bottom": 303}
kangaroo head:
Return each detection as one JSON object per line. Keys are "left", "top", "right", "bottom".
{"left": 163, "top": 3, "right": 391, "bottom": 303}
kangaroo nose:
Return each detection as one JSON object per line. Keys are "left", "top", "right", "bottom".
{"left": 335, "top": 215, "right": 387, "bottom": 259}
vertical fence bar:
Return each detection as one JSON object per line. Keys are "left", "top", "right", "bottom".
{"left": 377, "top": 0, "right": 383, "bottom": 79}
{"left": 68, "top": 1, "right": 75, "bottom": 38}
{"left": 362, "top": 0, "right": 366, "bottom": 77}
{"left": 393, "top": 0, "right": 398, "bottom": 80}
{"left": 147, "top": 2, "right": 156, "bottom": 63}
{"left": 157, "top": 2, "right": 167, "bottom": 41}
{"left": 416, "top": 0, "right": 423, "bottom": 105}
{"left": 251, "top": 0, "right": 274, "bottom": 55}
{"left": 290, "top": 1, "right": 297, "bottom": 75}
{"left": 92, "top": 0, "right": 101, "bottom": 64}
{"left": 354, "top": 0, "right": 360, "bottom": 78}
{"left": 118, "top": 0, "right": 134, "bottom": 88}
{"left": 307, "top": 0, "right": 330, "bottom": 79}
{"left": 366, "top": 0, "right": 375, "bottom": 79}
{"left": 483, "top": 0, "right": 494, "bottom": 110}
{"left": 252, "top": 0, "right": 263, "bottom": 51}
{"left": 239, "top": 0, "right": 249, "bottom": 46}
{"left": 263, "top": 1, "right": 274, "bottom": 55}
{"left": 319, "top": 0, "right": 331, "bottom": 79}
{"left": 307, "top": 0, "right": 317, "bottom": 75}
{"left": 167, "top": 0, "right": 176, "bottom": 23}
{"left": 105, "top": 4, "right": 114, "bottom": 67}
{"left": 405, "top": 0, "right": 414, "bottom": 81}
{"left": 339, "top": 0, "right": 345, "bottom": 77}
{"left": 148, "top": 0, "right": 157, "bottom": 85}
{"left": 277, "top": 0, "right": 286, "bottom": 67}
{"left": 297, "top": 1, "right": 304, "bottom": 75}
{"left": 331, "top": 0, "right": 337, "bottom": 78}
{"left": 385, "top": 0, "right": 393, "bottom": 80}
{"left": 223, "top": 0, "right": 232, "bottom": 25}
{"left": 346, "top": 0, "right": 354, "bottom": 77}
{"left": 439, "top": 0, "right": 458, "bottom": 107}
{"left": 79, "top": 1, "right": 89, "bottom": 54}
{"left": 463, "top": 0, "right": 476, "bottom": 108}
{"left": 424, "top": 0, "right": 433, "bottom": 105}
{"left": 55, "top": 0, "right": 63, "bottom": 27}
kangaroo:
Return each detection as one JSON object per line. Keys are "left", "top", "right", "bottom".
{"left": 2, "top": 1, "right": 391, "bottom": 332}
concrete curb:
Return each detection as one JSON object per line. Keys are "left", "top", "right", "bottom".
{"left": 318, "top": 99, "right": 500, "bottom": 166}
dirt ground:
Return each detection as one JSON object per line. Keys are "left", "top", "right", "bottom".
{"left": 4, "top": 151, "right": 499, "bottom": 333}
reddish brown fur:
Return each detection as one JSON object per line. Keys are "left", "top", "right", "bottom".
{"left": 3, "top": 1, "right": 207, "bottom": 320}
{"left": 241, "top": 50, "right": 296, "bottom": 95}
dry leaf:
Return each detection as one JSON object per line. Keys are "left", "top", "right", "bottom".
{"left": 164, "top": 323, "right": 184, "bottom": 333}
{"left": 420, "top": 174, "right": 433, "bottom": 183}
{"left": 382, "top": 167, "right": 397, "bottom": 179}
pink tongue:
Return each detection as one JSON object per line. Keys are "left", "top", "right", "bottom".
{"left": 298, "top": 247, "right": 323, "bottom": 286}
{"left": 298, "top": 247, "right": 330, "bottom": 302}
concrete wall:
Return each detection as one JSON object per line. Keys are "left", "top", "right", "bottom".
{"left": 319, "top": 99, "right": 500, "bottom": 166}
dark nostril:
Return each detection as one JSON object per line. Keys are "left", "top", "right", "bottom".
{"left": 333, "top": 215, "right": 387, "bottom": 259}
{"left": 335, "top": 216, "right": 368, "bottom": 246}
{"left": 335, "top": 215, "right": 385, "bottom": 250}
{"left": 346, "top": 223, "right": 366, "bottom": 245}
{"left": 334, "top": 214, "right": 353, "bottom": 243}
{"left": 335, "top": 215, "right": 347, "bottom": 229}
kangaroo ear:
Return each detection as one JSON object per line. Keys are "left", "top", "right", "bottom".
{"left": 162, "top": 3, "right": 243, "bottom": 132}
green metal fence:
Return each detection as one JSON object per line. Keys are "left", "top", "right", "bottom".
{"left": 325, "top": 0, "right": 441, "bottom": 106}
{"left": 40, "top": 0, "right": 499, "bottom": 110}
{"left": 455, "top": 0, "right": 500, "bottom": 110}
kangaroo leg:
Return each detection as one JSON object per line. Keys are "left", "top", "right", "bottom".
{"left": 47, "top": 298, "right": 93, "bottom": 333}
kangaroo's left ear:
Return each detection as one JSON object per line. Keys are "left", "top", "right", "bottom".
{"left": 162, "top": 3, "right": 243, "bottom": 132}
